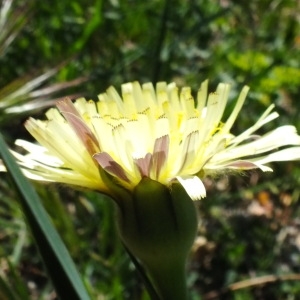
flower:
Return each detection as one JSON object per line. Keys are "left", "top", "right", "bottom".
{"left": 2, "top": 80, "right": 300, "bottom": 299}
{"left": 5, "top": 80, "right": 300, "bottom": 200}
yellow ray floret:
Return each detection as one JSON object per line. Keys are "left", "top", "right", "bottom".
{"left": 4, "top": 80, "right": 300, "bottom": 200}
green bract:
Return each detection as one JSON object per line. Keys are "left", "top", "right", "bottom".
{"left": 117, "top": 178, "right": 198, "bottom": 300}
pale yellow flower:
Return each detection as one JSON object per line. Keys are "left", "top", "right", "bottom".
{"left": 5, "top": 80, "right": 300, "bottom": 200}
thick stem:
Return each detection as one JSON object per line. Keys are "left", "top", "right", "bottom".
{"left": 115, "top": 179, "right": 198, "bottom": 300}
{"left": 147, "top": 260, "right": 188, "bottom": 300}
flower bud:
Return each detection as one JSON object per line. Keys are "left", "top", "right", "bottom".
{"left": 117, "top": 178, "right": 198, "bottom": 299}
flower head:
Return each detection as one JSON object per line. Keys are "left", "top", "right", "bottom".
{"left": 6, "top": 80, "right": 300, "bottom": 200}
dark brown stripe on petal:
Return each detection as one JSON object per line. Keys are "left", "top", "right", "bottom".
{"left": 134, "top": 153, "right": 152, "bottom": 177}
{"left": 177, "top": 131, "right": 197, "bottom": 173}
{"left": 94, "top": 152, "right": 130, "bottom": 183}
{"left": 57, "top": 98, "right": 81, "bottom": 117}
{"left": 152, "top": 135, "right": 169, "bottom": 179}
{"left": 224, "top": 160, "right": 260, "bottom": 169}
{"left": 57, "top": 98, "right": 100, "bottom": 156}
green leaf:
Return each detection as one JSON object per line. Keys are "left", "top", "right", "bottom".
{"left": 0, "top": 133, "right": 90, "bottom": 300}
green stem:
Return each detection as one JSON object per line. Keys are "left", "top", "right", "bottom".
{"left": 123, "top": 244, "right": 161, "bottom": 300}
{"left": 148, "top": 260, "right": 188, "bottom": 300}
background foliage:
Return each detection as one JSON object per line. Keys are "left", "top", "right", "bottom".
{"left": 1, "top": 0, "right": 300, "bottom": 299}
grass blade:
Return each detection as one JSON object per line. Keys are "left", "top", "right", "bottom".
{"left": 0, "top": 133, "right": 90, "bottom": 300}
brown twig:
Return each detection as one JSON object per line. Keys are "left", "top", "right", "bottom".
{"left": 203, "top": 273, "right": 300, "bottom": 299}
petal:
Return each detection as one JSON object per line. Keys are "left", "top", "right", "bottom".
{"left": 210, "top": 125, "right": 300, "bottom": 163}
{"left": 24, "top": 118, "right": 99, "bottom": 179}
{"left": 221, "top": 85, "right": 250, "bottom": 133}
{"left": 152, "top": 135, "right": 170, "bottom": 179}
{"left": 93, "top": 152, "right": 130, "bottom": 183}
{"left": 11, "top": 151, "right": 107, "bottom": 190}
{"left": 174, "top": 131, "right": 198, "bottom": 174}
{"left": 15, "top": 139, "right": 63, "bottom": 167}
{"left": 249, "top": 147, "right": 300, "bottom": 165}
{"left": 134, "top": 153, "right": 152, "bottom": 177}
{"left": 229, "top": 108, "right": 279, "bottom": 147}
{"left": 56, "top": 98, "right": 100, "bottom": 155}
{"left": 0, "top": 160, "right": 6, "bottom": 171}
{"left": 221, "top": 160, "right": 273, "bottom": 172}
{"left": 176, "top": 176, "right": 206, "bottom": 200}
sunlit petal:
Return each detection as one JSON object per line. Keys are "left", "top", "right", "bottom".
{"left": 5, "top": 80, "right": 300, "bottom": 200}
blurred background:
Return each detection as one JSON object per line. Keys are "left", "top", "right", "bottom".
{"left": 1, "top": 0, "right": 300, "bottom": 299}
